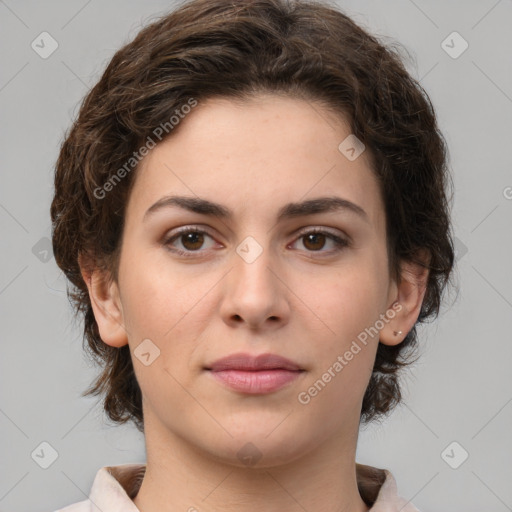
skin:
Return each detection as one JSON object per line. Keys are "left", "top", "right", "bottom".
{"left": 81, "top": 94, "right": 429, "bottom": 512}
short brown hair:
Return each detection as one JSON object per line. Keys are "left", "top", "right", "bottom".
{"left": 51, "top": 0, "right": 455, "bottom": 432}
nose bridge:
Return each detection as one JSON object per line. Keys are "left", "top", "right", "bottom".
{"left": 232, "top": 235, "right": 277, "bottom": 299}
{"left": 220, "top": 233, "right": 289, "bottom": 327}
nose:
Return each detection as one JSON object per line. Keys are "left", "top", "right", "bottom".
{"left": 219, "top": 245, "right": 290, "bottom": 331}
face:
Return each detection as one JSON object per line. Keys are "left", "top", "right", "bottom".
{"left": 95, "top": 94, "right": 403, "bottom": 467}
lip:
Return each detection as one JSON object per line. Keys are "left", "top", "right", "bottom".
{"left": 207, "top": 352, "right": 303, "bottom": 372}
{"left": 205, "top": 353, "right": 305, "bottom": 394}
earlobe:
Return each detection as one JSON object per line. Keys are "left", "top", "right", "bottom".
{"left": 79, "top": 254, "right": 128, "bottom": 348}
{"left": 380, "top": 249, "right": 430, "bottom": 347}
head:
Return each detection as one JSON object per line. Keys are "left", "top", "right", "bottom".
{"left": 51, "top": 0, "right": 455, "bottom": 462}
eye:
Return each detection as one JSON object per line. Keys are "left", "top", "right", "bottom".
{"left": 290, "top": 228, "right": 349, "bottom": 255}
{"left": 163, "top": 227, "right": 218, "bottom": 256}
{"left": 162, "top": 226, "right": 350, "bottom": 258}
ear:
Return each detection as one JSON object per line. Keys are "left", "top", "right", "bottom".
{"left": 78, "top": 253, "right": 128, "bottom": 348}
{"left": 380, "top": 248, "right": 430, "bottom": 346}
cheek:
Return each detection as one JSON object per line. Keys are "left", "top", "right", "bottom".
{"left": 118, "top": 254, "right": 205, "bottom": 408}
{"left": 118, "top": 245, "right": 221, "bottom": 385}
{"left": 297, "top": 269, "right": 381, "bottom": 412}
{"left": 305, "top": 261, "right": 385, "bottom": 338}
{"left": 296, "top": 254, "right": 386, "bottom": 395}
{"left": 119, "top": 244, "right": 201, "bottom": 336}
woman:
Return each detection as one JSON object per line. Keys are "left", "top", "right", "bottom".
{"left": 50, "top": 0, "right": 455, "bottom": 510}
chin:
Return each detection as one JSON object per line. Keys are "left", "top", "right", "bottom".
{"left": 200, "top": 430, "right": 313, "bottom": 469}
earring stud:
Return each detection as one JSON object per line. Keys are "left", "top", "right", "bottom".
{"left": 393, "top": 330, "right": 403, "bottom": 336}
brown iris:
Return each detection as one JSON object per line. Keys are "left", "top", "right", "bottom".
{"left": 302, "top": 233, "right": 326, "bottom": 251}
{"left": 181, "top": 232, "right": 205, "bottom": 250}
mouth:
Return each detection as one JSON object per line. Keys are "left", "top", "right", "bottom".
{"left": 205, "top": 353, "right": 305, "bottom": 394}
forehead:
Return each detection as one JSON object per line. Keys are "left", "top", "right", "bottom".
{"left": 126, "top": 94, "right": 384, "bottom": 229}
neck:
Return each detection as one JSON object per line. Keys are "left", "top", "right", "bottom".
{"left": 133, "top": 414, "right": 370, "bottom": 512}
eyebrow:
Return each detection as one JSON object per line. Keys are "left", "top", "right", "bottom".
{"left": 143, "top": 195, "right": 369, "bottom": 224}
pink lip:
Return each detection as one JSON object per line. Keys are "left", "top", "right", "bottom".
{"left": 206, "top": 353, "right": 305, "bottom": 394}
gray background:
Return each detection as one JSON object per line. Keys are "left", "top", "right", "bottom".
{"left": 1, "top": 1, "right": 511, "bottom": 511}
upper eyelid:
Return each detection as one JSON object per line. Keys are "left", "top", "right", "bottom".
{"left": 294, "top": 226, "right": 346, "bottom": 237}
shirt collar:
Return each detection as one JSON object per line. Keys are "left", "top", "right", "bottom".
{"left": 85, "top": 462, "right": 420, "bottom": 512}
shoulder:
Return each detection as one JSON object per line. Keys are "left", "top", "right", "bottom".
{"left": 51, "top": 463, "right": 145, "bottom": 512}
{"left": 356, "top": 463, "right": 422, "bottom": 511}
{"left": 372, "top": 469, "right": 422, "bottom": 511}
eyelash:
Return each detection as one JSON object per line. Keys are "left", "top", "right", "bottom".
{"left": 162, "top": 225, "right": 350, "bottom": 258}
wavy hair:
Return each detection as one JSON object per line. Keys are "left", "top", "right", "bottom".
{"left": 51, "top": 0, "right": 455, "bottom": 432}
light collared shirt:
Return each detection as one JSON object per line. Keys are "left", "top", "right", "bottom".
{"left": 54, "top": 463, "right": 421, "bottom": 512}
